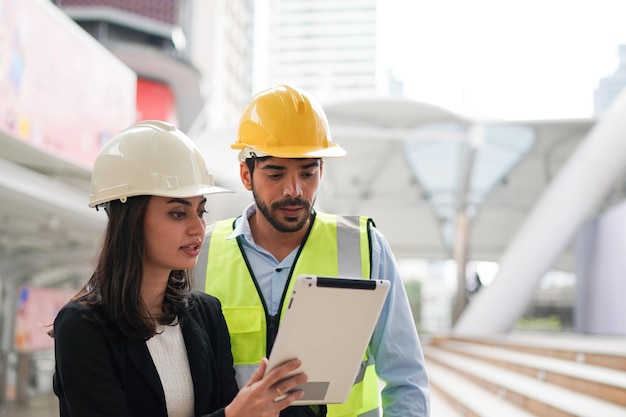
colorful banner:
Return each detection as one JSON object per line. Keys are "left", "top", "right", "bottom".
{"left": 14, "top": 286, "right": 76, "bottom": 351}
{"left": 0, "top": 0, "right": 136, "bottom": 168}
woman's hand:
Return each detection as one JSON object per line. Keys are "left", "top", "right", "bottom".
{"left": 224, "top": 358, "right": 307, "bottom": 417}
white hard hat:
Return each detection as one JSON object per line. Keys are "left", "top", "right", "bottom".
{"left": 88, "top": 120, "right": 231, "bottom": 207}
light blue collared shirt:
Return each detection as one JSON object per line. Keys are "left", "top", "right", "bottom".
{"left": 228, "top": 204, "right": 430, "bottom": 417}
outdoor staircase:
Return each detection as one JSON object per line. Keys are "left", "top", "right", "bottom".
{"left": 423, "top": 332, "right": 626, "bottom": 417}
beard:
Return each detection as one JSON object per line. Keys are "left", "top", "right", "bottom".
{"left": 253, "top": 192, "right": 314, "bottom": 233}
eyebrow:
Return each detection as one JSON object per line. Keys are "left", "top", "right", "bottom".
{"left": 261, "top": 160, "right": 320, "bottom": 171}
{"left": 165, "top": 197, "right": 207, "bottom": 206}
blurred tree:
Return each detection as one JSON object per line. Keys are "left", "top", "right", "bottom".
{"left": 403, "top": 280, "right": 422, "bottom": 330}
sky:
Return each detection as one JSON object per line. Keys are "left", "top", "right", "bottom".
{"left": 380, "top": 0, "right": 626, "bottom": 121}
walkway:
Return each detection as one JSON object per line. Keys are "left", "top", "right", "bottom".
{"left": 5, "top": 392, "right": 462, "bottom": 417}
{"left": 2, "top": 394, "right": 58, "bottom": 417}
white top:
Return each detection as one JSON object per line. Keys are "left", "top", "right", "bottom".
{"left": 146, "top": 322, "right": 194, "bottom": 417}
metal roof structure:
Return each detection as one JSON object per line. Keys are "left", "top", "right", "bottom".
{"left": 197, "top": 97, "right": 605, "bottom": 273}
{"left": 0, "top": 132, "right": 102, "bottom": 289}
{"left": 6, "top": 96, "right": 626, "bottom": 294}
{"left": 321, "top": 99, "right": 604, "bottom": 271}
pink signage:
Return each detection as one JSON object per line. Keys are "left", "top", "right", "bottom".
{"left": 14, "top": 286, "right": 76, "bottom": 351}
{"left": 0, "top": 0, "right": 136, "bottom": 169}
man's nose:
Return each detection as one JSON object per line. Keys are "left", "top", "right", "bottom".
{"left": 283, "top": 175, "right": 303, "bottom": 197}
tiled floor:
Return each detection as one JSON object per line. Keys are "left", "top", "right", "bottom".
{"left": 2, "top": 394, "right": 58, "bottom": 417}
{"left": 2, "top": 391, "right": 461, "bottom": 417}
{"left": 2, "top": 331, "right": 624, "bottom": 417}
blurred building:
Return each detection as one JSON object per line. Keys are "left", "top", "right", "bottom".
{"left": 53, "top": 0, "right": 404, "bottom": 132}
{"left": 594, "top": 44, "right": 626, "bottom": 115}
{"left": 53, "top": 0, "right": 255, "bottom": 132}
{"left": 259, "top": 0, "right": 397, "bottom": 101}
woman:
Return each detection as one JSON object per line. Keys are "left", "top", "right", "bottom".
{"left": 50, "top": 120, "right": 306, "bottom": 417}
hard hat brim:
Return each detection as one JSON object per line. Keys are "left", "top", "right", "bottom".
{"left": 231, "top": 143, "right": 346, "bottom": 159}
{"left": 88, "top": 184, "right": 233, "bottom": 208}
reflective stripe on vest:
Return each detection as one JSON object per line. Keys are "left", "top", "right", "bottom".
{"left": 195, "top": 212, "right": 381, "bottom": 417}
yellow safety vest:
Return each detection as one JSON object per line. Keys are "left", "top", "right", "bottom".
{"left": 196, "top": 212, "right": 381, "bottom": 417}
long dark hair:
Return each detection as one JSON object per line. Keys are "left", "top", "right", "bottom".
{"left": 53, "top": 195, "right": 194, "bottom": 340}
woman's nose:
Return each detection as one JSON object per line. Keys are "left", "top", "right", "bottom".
{"left": 190, "top": 214, "right": 206, "bottom": 235}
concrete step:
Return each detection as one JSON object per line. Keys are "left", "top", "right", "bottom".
{"left": 424, "top": 346, "right": 626, "bottom": 417}
{"left": 437, "top": 333, "right": 626, "bottom": 372}
{"left": 426, "top": 359, "right": 536, "bottom": 417}
{"left": 438, "top": 340, "right": 626, "bottom": 407}
{"left": 429, "top": 384, "right": 466, "bottom": 417}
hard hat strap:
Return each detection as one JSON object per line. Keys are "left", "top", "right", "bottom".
{"left": 238, "top": 147, "right": 269, "bottom": 162}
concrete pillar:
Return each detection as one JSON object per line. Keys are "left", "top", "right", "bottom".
{"left": 15, "top": 352, "right": 32, "bottom": 405}
{"left": 0, "top": 280, "right": 18, "bottom": 413}
{"left": 454, "top": 90, "right": 626, "bottom": 334}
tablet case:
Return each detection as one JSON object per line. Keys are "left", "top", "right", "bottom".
{"left": 265, "top": 274, "right": 390, "bottom": 405}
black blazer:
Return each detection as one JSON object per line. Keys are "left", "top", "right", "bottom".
{"left": 52, "top": 292, "right": 238, "bottom": 417}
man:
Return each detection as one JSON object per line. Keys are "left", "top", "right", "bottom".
{"left": 196, "top": 84, "right": 430, "bottom": 417}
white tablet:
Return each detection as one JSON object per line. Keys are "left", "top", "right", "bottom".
{"left": 265, "top": 274, "right": 390, "bottom": 405}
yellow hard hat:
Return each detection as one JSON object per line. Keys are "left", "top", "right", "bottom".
{"left": 89, "top": 120, "right": 231, "bottom": 207}
{"left": 233, "top": 84, "right": 346, "bottom": 160}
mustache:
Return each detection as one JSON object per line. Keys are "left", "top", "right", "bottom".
{"left": 272, "top": 197, "right": 310, "bottom": 210}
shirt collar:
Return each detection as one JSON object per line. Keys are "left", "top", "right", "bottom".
{"left": 227, "top": 203, "right": 257, "bottom": 241}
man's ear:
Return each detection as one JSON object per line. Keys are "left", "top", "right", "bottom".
{"left": 240, "top": 161, "right": 253, "bottom": 191}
